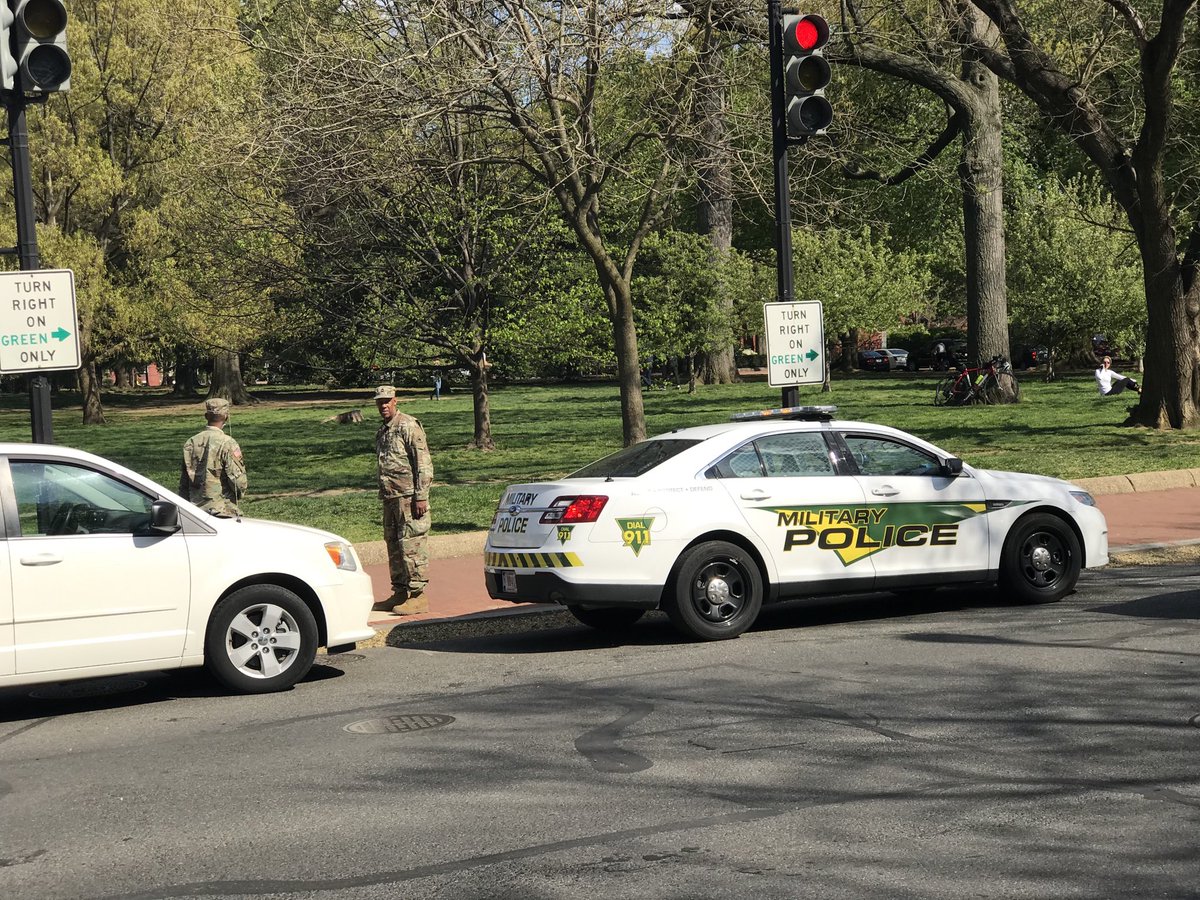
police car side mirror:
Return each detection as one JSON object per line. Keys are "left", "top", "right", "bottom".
{"left": 940, "top": 457, "right": 964, "bottom": 477}
{"left": 149, "top": 500, "right": 180, "bottom": 534}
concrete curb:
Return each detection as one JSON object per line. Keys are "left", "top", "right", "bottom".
{"left": 351, "top": 468, "right": 1200, "bottom": 565}
{"left": 354, "top": 531, "right": 487, "bottom": 566}
{"left": 1073, "top": 468, "right": 1200, "bottom": 495}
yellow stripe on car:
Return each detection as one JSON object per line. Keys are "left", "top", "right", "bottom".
{"left": 486, "top": 551, "right": 584, "bottom": 569}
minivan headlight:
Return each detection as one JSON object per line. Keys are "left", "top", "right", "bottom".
{"left": 324, "top": 541, "right": 358, "bottom": 571}
{"left": 1069, "top": 491, "right": 1096, "bottom": 507}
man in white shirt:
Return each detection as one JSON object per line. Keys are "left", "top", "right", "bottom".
{"left": 1095, "top": 356, "right": 1141, "bottom": 396}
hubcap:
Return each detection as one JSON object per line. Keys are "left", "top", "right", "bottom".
{"left": 692, "top": 558, "right": 747, "bottom": 623}
{"left": 226, "top": 603, "right": 303, "bottom": 680}
{"left": 1020, "top": 531, "right": 1067, "bottom": 588}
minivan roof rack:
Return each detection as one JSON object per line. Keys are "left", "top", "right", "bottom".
{"left": 730, "top": 405, "right": 837, "bottom": 422}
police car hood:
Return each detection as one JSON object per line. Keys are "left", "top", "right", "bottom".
{"left": 970, "top": 467, "right": 1081, "bottom": 499}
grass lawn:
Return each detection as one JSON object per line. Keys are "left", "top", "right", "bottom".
{"left": 0, "top": 371, "right": 1185, "bottom": 543}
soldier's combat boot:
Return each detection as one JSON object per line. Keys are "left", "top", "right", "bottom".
{"left": 391, "top": 593, "right": 428, "bottom": 616}
{"left": 371, "top": 598, "right": 397, "bottom": 612}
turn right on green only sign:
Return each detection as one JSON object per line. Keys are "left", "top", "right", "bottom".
{"left": 764, "top": 300, "right": 824, "bottom": 387}
{"left": 0, "top": 268, "right": 80, "bottom": 374}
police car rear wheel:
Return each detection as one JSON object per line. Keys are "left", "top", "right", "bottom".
{"left": 1000, "top": 514, "right": 1081, "bottom": 604}
{"left": 667, "top": 541, "right": 763, "bottom": 641}
{"left": 567, "top": 606, "right": 646, "bottom": 631}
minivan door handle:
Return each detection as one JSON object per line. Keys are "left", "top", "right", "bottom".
{"left": 871, "top": 485, "right": 900, "bottom": 497}
{"left": 20, "top": 553, "right": 62, "bottom": 566}
{"left": 740, "top": 489, "right": 771, "bottom": 501}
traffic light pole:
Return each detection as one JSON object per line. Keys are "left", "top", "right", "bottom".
{"left": 768, "top": 0, "right": 799, "bottom": 408}
{"left": 5, "top": 86, "right": 53, "bottom": 443}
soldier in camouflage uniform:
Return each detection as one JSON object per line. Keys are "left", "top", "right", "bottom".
{"left": 179, "top": 398, "right": 247, "bottom": 518}
{"left": 373, "top": 385, "right": 433, "bottom": 615}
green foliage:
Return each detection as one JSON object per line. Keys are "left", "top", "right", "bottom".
{"left": 789, "top": 225, "right": 932, "bottom": 338}
{"left": 632, "top": 232, "right": 774, "bottom": 363}
{"left": 1007, "top": 176, "right": 1145, "bottom": 361}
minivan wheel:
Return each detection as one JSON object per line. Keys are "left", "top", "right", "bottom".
{"left": 205, "top": 585, "right": 318, "bottom": 693}
{"left": 666, "top": 541, "right": 763, "bottom": 641}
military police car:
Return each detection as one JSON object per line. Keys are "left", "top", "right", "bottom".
{"left": 484, "top": 407, "right": 1108, "bottom": 640}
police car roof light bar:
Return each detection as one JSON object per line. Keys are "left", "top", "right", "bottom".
{"left": 730, "top": 405, "right": 837, "bottom": 422}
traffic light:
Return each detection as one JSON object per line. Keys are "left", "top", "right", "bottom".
{"left": 0, "top": 4, "right": 16, "bottom": 92}
{"left": 782, "top": 13, "right": 831, "bottom": 138}
{"left": 12, "top": 0, "right": 71, "bottom": 94}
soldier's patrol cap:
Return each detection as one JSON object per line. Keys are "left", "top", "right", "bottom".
{"left": 373, "top": 385, "right": 396, "bottom": 401}
{"left": 205, "top": 398, "right": 231, "bottom": 416}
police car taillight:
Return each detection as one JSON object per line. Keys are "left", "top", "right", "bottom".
{"left": 541, "top": 495, "right": 609, "bottom": 524}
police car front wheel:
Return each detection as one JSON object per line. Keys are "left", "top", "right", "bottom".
{"left": 667, "top": 541, "right": 763, "bottom": 641}
{"left": 1000, "top": 513, "right": 1081, "bottom": 604}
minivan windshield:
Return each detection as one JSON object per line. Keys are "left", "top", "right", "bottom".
{"left": 568, "top": 439, "right": 702, "bottom": 479}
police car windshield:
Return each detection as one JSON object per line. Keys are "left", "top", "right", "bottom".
{"left": 568, "top": 439, "right": 702, "bottom": 479}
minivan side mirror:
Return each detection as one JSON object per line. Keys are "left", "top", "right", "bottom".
{"left": 149, "top": 499, "right": 180, "bottom": 533}
{"left": 940, "top": 457, "right": 964, "bottom": 477}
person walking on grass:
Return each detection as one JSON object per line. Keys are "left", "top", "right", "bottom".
{"left": 179, "top": 398, "right": 247, "bottom": 518}
{"left": 373, "top": 385, "right": 433, "bottom": 615}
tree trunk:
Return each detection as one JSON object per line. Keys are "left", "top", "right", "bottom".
{"left": 1132, "top": 220, "right": 1200, "bottom": 428}
{"left": 77, "top": 359, "right": 106, "bottom": 425}
{"left": 467, "top": 353, "right": 494, "bottom": 450}
{"left": 76, "top": 319, "right": 106, "bottom": 424}
{"left": 605, "top": 280, "right": 646, "bottom": 445}
{"left": 116, "top": 367, "right": 133, "bottom": 389}
{"left": 209, "top": 349, "right": 254, "bottom": 404}
{"left": 960, "top": 60, "right": 1010, "bottom": 368}
{"left": 173, "top": 354, "right": 198, "bottom": 396}
{"left": 694, "top": 31, "right": 737, "bottom": 386}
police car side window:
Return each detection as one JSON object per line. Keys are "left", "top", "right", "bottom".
{"left": 755, "top": 433, "right": 834, "bottom": 477}
{"left": 708, "top": 443, "right": 764, "bottom": 478}
{"left": 843, "top": 436, "right": 937, "bottom": 477}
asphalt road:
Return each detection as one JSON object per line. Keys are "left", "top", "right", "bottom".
{"left": 2, "top": 565, "right": 1198, "bottom": 899}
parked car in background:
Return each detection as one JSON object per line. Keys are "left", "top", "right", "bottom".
{"left": 908, "top": 338, "right": 969, "bottom": 371}
{"left": 1014, "top": 345, "right": 1049, "bottom": 368}
{"left": 880, "top": 348, "right": 909, "bottom": 370}
{"left": 858, "top": 350, "right": 892, "bottom": 372}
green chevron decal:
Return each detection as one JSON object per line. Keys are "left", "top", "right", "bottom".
{"left": 760, "top": 500, "right": 1023, "bottom": 567}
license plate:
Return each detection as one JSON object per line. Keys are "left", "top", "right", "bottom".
{"left": 501, "top": 571, "right": 517, "bottom": 593}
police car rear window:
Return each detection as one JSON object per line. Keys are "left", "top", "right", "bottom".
{"left": 568, "top": 439, "right": 702, "bottom": 478}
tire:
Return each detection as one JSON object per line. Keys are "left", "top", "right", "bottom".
{"left": 933, "top": 376, "right": 956, "bottom": 407}
{"left": 205, "top": 585, "right": 319, "bottom": 693}
{"left": 567, "top": 606, "right": 646, "bottom": 631}
{"left": 983, "top": 372, "right": 1020, "bottom": 405}
{"left": 999, "top": 514, "right": 1082, "bottom": 604}
{"left": 666, "top": 541, "right": 763, "bottom": 641}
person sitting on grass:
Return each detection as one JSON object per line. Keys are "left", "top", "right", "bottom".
{"left": 1095, "top": 356, "right": 1141, "bottom": 397}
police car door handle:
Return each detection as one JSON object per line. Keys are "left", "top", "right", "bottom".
{"left": 20, "top": 553, "right": 62, "bottom": 566}
{"left": 871, "top": 485, "right": 899, "bottom": 497}
{"left": 740, "top": 489, "right": 771, "bottom": 500}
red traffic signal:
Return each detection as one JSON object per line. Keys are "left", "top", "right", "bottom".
{"left": 781, "top": 13, "right": 831, "bottom": 137}
{"left": 783, "top": 14, "right": 829, "bottom": 53}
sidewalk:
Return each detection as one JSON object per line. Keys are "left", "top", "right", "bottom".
{"left": 362, "top": 477, "right": 1200, "bottom": 629}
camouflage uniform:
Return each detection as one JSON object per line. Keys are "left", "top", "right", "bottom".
{"left": 375, "top": 388, "right": 433, "bottom": 603}
{"left": 180, "top": 398, "right": 247, "bottom": 518}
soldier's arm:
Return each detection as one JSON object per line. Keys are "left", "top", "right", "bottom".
{"left": 409, "top": 423, "right": 432, "bottom": 501}
{"left": 179, "top": 441, "right": 194, "bottom": 496}
{"left": 225, "top": 441, "right": 248, "bottom": 495}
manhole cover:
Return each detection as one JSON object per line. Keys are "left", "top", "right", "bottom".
{"left": 344, "top": 714, "right": 455, "bottom": 735}
{"left": 30, "top": 678, "right": 148, "bottom": 701}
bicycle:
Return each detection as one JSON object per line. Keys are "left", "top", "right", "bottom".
{"left": 933, "top": 356, "right": 1020, "bottom": 406}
